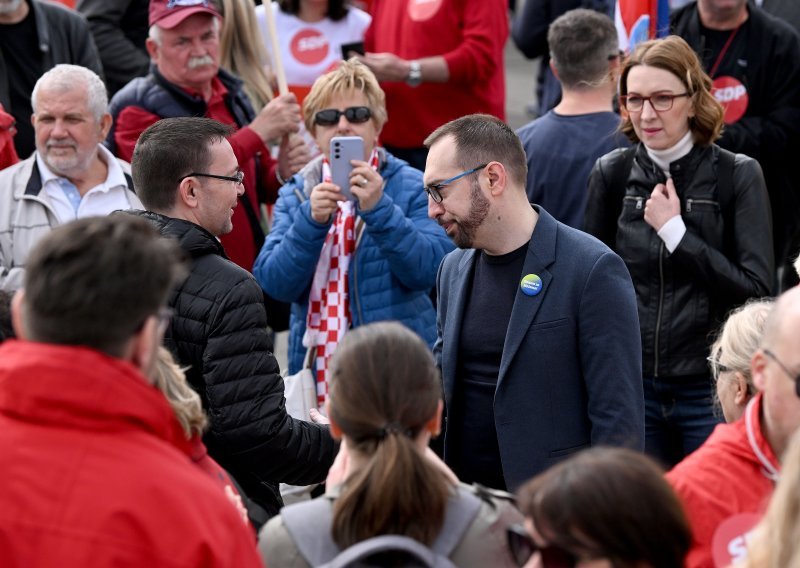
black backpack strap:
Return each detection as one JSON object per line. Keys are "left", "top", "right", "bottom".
{"left": 430, "top": 485, "right": 483, "bottom": 556}
{"left": 716, "top": 148, "right": 736, "bottom": 250}
{"left": 609, "top": 146, "right": 636, "bottom": 212}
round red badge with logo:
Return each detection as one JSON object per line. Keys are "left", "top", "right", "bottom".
{"left": 291, "top": 29, "right": 329, "bottom": 65}
{"left": 711, "top": 513, "right": 761, "bottom": 567}
{"left": 712, "top": 76, "right": 748, "bottom": 125}
{"left": 408, "top": 0, "right": 443, "bottom": 21}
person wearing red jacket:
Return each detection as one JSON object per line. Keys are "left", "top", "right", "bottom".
{"left": 0, "top": 215, "right": 263, "bottom": 568}
{"left": 667, "top": 286, "right": 800, "bottom": 568}
{"left": 357, "top": 0, "right": 508, "bottom": 171}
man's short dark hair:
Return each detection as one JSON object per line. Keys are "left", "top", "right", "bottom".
{"left": 22, "top": 216, "right": 187, "bottom": 356}
{"left": 132, "top": 117, "right": 234, "bottom": 212}
{"left": 424, "top": 114, "right": 528, "bottom": 189}
{"left": 548, "top": 9, "right": 619, "bottom": 90}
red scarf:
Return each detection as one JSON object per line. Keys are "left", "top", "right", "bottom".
{"left": 304, "top": 149, "right": 380, "bottom": 406}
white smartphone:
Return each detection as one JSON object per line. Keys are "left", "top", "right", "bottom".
{"left": 330, "top": 136, "right": 364, "bottom": 200}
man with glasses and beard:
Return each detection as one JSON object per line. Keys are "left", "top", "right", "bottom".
{"left": 0, "top": 64, "right": 141, "bottom": 291}
{"left": 425, "top": 114, "right": 644, "bottom": 493}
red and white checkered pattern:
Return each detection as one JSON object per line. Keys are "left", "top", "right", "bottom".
{"left": 303, "top": 149, "right": 379, "bottom": 406}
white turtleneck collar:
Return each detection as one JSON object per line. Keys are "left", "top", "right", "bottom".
{"left": 645, "top": 130, "right": 694, "bottom": 177}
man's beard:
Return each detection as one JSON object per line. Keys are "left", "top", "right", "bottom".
{"left": 450, "top": 179, "right": 490, "bottom": 249}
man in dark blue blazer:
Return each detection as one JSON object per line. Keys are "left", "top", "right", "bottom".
{"left": 424, "top": 114, "right": 644, "bottom": 491}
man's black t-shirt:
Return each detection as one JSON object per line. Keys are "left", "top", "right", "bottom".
{"left": 0, "top": 9, "right": 43, "bottom": 159}
{"left": 449, "top": 241, "right": 528, "bottom": 491}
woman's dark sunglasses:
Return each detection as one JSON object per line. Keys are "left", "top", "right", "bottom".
{"left": 507, "top": 524, "right": 578, "bottom": 568}
{"left": 314, "top": 106, "right": 372, "bottom": 126}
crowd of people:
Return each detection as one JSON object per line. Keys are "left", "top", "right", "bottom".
{"left": 0, "top": 0, "right": 799, "bottom": 567}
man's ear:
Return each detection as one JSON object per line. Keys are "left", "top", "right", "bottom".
{"left": 752, "top": 350, "right": 768, "bottom": 391}
{"left": 10, "top": 289, "right": 27, "bottom": 340}
{"left": 178, "top": 177, "right": 200, "bottom": 209}
{"left": 145, "top": 37, "right": 160, "bottom": 63}
{"left": 549, "top": 59, "right": 559, "bottom": 81}
{"left": 485, "top": 161, "right": 507, "bottom": 197}
{"left": 733, "top": 372, "right": 751, "bottom": 406}
{"left": 98, "top": 113, "right": 113, "bottom": 140}
{"left": 125, "top": 316, "right": 160, "bottom": 381}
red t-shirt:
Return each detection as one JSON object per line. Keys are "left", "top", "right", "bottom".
{"left": 365, "top": 0, "right": 508, "bottom": 148}
{"left": 114, "top": 76, "right": 280, "bottom": 270}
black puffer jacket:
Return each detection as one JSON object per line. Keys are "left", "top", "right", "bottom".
{"left": 585, "top": 143, "right": 773, "bottom": 378}
{"left": 130, "top": 211, "right": 336, "bottom": 516}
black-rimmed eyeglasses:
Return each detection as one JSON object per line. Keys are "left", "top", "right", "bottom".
{"left": 180, "top": 170, "right": 245, "bottom": 185}
{"left": 707, "top": 355, "right": 733, "bottom": 382}
{"left": 763, "top": 348, "right": 800, "bottom": 397}
{"left": 424, "top": 164, "right": 487, "bottom": 203}
{"left": 620, "top": 92, "right": 690, "bottom": 112}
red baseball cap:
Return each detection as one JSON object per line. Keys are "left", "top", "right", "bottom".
{"left": 149, "top": 0, "right": 221, "bottom": 30}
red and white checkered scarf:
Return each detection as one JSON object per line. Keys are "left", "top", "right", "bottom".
{"left": 303, "top": 149, "right": 380, "bottom": 406}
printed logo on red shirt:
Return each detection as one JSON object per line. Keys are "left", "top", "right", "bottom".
{"left": 712, "top": 76, "right": 748, "bottom": 125}
{"left": 408, "top": 0, "right": 443, "bottom": 21}
{"left": 291, "top": 29, "right": 329, "bottom": 65}
{"left": 711, "top": 513, "right": 761, "bottom": 567}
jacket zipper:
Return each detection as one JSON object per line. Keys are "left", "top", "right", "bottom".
{"left": 685, "top": 198, "right": 718, "bottom": 213}
{"left": 623, "top": 195, "right": 644, "bottom": 210}
{"left": 351, "top": 246, "right": 365, "bottom": 327}
{"left": 654, "top": 242, "right": 665, "bottom": 377}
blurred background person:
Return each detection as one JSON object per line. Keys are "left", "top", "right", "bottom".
{"left": 515, "top": 447, "right": 691, "bottom": 568}
{"left": 585, "top": 35, "right": 773, "bottom": 468}
{"left": 0, "top": 0, "right": 102, "bottom": 158}
{"left": 77, "top": 0, "right": 149, "bottom": 96}
{"left": 253, "top": 59, "right": 452, "bottom": 398}
{"left": 707, "top": 299, "right": 773, "bottom": 423}
{"left": 259, "top": 322, "right": 522, "bottom": 567}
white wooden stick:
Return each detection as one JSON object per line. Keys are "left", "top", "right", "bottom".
{"left": 264, "top": 0, "right": 289, "bottom": 96}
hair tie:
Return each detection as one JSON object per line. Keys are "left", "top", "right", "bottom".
{"left": 377, "top": 422, "right": 414, "bottom": 440}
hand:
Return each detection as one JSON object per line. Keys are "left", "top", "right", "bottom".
{"left": 349, "top": 160, "right": 384, "bottom": 211}
{"left": 644, "top": 177, "right": 681, "bottom": 231}
{"left": 310, "top": 181, "right": 346, "bottom": 224}
{"left": 309, "top": 408, "right": 329, "bottom": 425}
{"left": 278, "top": 134, "right": 311, "bottom": 180}
{"left": 354, "top": 52, "right": 410, "bottom": 82}
{"left": 249, "top": 93, "right": 301, "bottom": 143}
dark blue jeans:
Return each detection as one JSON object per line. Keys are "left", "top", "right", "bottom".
{"left": 643, "top": 373, "right": 722, "bottom": 469}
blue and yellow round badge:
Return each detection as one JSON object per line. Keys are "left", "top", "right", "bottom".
{"left": 520, "top": 273, "right": 542, "bottom": 296}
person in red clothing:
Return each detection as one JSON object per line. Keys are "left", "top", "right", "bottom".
{"left": 0, "top": 215, "right": 263, "bottom": 568}
{"left": 356, "top": 0, "right": 508, "bottom": 171}
{"left": 0, "top": 103, "right": 19, "bottom": 171}
{"left": 108, "top": 0, "right": 311, "bottom": 270}
{"left": 666, "top": 285, "right": 800, "bottom": 568}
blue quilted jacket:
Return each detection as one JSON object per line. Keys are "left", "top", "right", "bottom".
{"left": 254, "top": 151, "right": 454, "bottom": 373}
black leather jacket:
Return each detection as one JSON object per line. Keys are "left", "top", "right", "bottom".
{"left": 585, "top": 143, "right": 773, "bottom": 377}
{"left": 128, "top": 210, "right": 336, "bottom": 517}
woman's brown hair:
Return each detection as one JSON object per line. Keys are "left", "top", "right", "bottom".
{"left": 619, "top": 35, "right": 724, "bottom": 145}
{"left": 328, "top": 322, "right": 450, "bottom": 548}
{"left": 518, "top": 447, "right": 691, "bottom": 568}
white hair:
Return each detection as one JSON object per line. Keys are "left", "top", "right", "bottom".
{"left": 31, "top": 64, "right": 108, "bottom": 121}
{"left": 148, "top": 15, "right": 220, "bottom": 46}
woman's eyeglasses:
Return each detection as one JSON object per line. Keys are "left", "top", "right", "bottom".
{"left": 313, "top": 106, "right": 372, "bottom": 126}
{"left": 707, "top": 354, "right": 733, "bottom": 382}
{"left": 507, "top": 524, "right": 578, "bottom": 568}
{"left": 620, "top": 92, "right": 690, "bottom": 112}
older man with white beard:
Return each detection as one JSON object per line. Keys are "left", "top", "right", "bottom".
{"left": 0, "top": 0, "right": 103, "bottom": 159}
{"left": 0, "top": 64, "right": 142, "bottom": 291}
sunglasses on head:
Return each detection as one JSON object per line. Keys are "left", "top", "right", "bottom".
{"left": 507, "top": 525, "right": 579, "bottom": 568}
{"left": 314, "top": 106, "right": 372, "bottom": 126}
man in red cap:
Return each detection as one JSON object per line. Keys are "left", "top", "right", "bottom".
{"left": 108, "top": 0, "right": 310, "bottom": 270}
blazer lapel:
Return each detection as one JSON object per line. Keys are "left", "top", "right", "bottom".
{"left": 498, "top": 207, "right": 557, "bottom": 382}
{"left": 441, "top": 249, "right": 477, "bottom": 409}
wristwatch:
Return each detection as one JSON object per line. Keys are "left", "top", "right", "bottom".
{"left": 406, "top": 60, "right": 422, "bottom": 87}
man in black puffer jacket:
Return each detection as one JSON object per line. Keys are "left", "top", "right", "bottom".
{"left": 126, "top": 117, "right": 336, "bottom": 517}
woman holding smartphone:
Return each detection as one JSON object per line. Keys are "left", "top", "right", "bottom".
{"left": 253, "top": 59, "right": 452, "bottom": 406}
